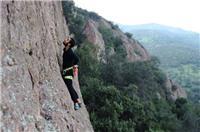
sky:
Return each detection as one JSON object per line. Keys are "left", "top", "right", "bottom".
{"left": 73, "top": 0, "right": 200, "bottom": 33}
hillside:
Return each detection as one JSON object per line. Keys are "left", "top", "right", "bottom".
{"left": 119, "top": 23, "right": 200, "bottom": 102}
{"left": 119, "top": 23, "right": 199, "bottom": 67}
{"left": 62, "top": 1, "right": 199, "bottom": 132}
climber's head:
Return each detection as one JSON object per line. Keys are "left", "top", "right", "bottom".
{"left": 63, "top": 37, "right": 75, "bottom": 48}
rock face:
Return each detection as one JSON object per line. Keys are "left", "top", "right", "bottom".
{"left": 1, "top": 1, "right": 93, "bottom": 132}
{"left": 83, "top": 19, "right": 150, "bottom": 62}
{"left": 112, "top": 27, "right": 150, "bottom": 62}
{"left": 165, "top": 77, "right": 187, "bottom": 101}
{"left": 83, "top": 19, "right": 105, "bottom": 60}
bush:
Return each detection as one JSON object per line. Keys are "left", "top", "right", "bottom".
{"left": 125, "top": 32, "right": 133, "bottom": 38}
{"left": 77, "top": 40, "right": 200, "bottom": 131}
{"left": 76, "top": 41, "right": 100, "bottom": 84}
{"left": 62, "top": 1, "right": 86, "bottom": 44}
{"left": 98, "top": 26, "right": 126, "bottom": 60}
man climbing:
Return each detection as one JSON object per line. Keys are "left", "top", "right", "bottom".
{"left": 62, "top": 37, "right": 81, "bottom": 110}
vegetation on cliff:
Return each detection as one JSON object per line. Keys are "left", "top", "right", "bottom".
{"left": 62, "top": 1, "right": 200, "bottom": 131}
{"left": 120, "top": 24, "right": 200, "bottom": 103}
{"left": 76, "top": 38, "right": 200, "bottom": 132}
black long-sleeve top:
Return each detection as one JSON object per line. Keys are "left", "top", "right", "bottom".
{"left": 62, "top": 48, "right": 79, "bottom": 76}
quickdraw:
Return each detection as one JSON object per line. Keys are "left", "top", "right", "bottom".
{"left": 64, "top": 76, "right": 73, "bottom": 80}
{"left": 63, "top": 66, "right": 73, "bottom": 75}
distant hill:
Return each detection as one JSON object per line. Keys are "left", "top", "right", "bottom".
{"left": 119, "top": 23, "right": 200, "bottom": 102}
{"left": 119, "top": 23, "right": 200, "bottom": 67}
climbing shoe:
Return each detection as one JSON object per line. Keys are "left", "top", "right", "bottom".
{"left": 74, "top": 103, "right": 81, "bottom": 110}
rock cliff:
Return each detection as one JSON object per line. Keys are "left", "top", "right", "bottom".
{"left": 165, "top": 77, "right": 187, "bottom": 100}
{"left": 83, "top": 19, "right": 105, "bottom": 60}
{"left": 1, "top": 1, "right": 93, "bottom": 132}
{"left": 83, "top": 19, "right": 150, "bottom": 62}
{"left": 82, "top": 19, "right": 186, "bottom": 101}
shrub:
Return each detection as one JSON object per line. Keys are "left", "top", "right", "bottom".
{"left": 125, "top": 32, "right": 133, "bottom": 38}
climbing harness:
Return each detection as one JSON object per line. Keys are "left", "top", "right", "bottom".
{"left": 63, "top": 65, "right": 78, "bottom": 80}
{"left": 63, "top": 66, "right": 74, "bottom": 80}
{"left": 64, "top": 76, "right": 73, "bottom": 80}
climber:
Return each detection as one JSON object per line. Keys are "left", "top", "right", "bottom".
{"left": 62, "top": 37, "right": 81, "bottom": 110}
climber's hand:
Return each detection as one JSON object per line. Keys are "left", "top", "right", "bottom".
{"left": 73, "top": 65, "right": 78, "bottom": 77}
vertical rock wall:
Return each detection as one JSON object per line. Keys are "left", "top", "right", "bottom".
{"left": 1, "top": 1, "right": 93, "bottom": 132}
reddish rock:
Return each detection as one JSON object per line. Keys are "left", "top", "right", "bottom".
{"left": 165, "top": 77, "right": 187, "bottom": 101}
{"left": 1, "top": 1, "right": 93, "bottom": 132}
{"left": 112, "top": 29, "right": 150, "bottom": 61}
{"left": 83, "top": 19, "right": 150, "bottom": 62}
{"left": 83, "top": 19, "right": 105, "bottom": 60}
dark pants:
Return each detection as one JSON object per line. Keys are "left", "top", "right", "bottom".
{"left": 63, "top": 78, "right": 79, "bottom": 103}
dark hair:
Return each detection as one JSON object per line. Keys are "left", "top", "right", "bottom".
{"left": 69, "top": 38, "right": 76, "bottom": 48}
{"left": 63, "top": 37, "right": 76, "bottom": 48}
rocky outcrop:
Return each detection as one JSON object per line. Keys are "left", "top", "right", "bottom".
{"left": 1, "top": 1, "right": 93, "bottom": 132}
{"left": 82, "top": 18, "right": 186, "bottom": 101}
{"left": 112, "top": 28, "right": 150, "bottom": 61}
{"left": 83, "top": 19, "right": 150, "bottom": 62}
{"left": 83, "top": 19, "right": 105, "bottom": 60}
{"left": 165, "top": 77, "right": 187, "bottom": 101}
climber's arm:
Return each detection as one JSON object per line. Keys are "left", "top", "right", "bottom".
{"left": 73, "top": 52, "right": 79, "bottom": 77}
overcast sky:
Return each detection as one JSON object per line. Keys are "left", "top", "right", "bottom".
{"left": 73, "top": 0, "right": 200, "bottom": 33}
